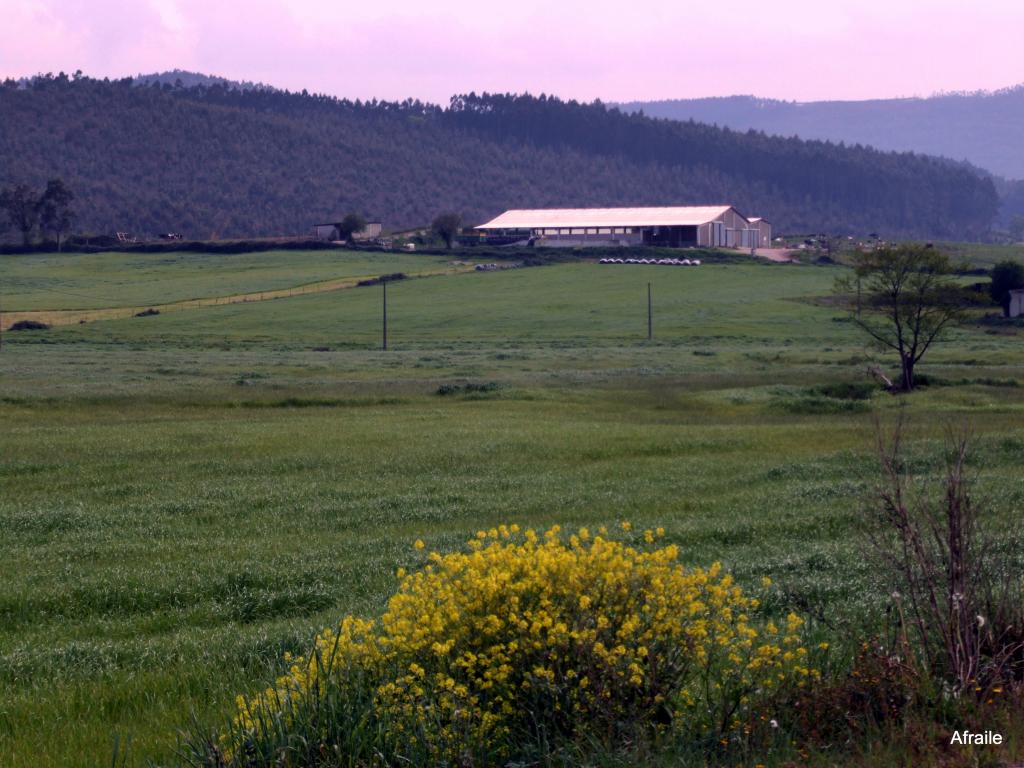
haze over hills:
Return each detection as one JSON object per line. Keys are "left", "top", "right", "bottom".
{"left": 619, "top": 87, "right": 1024, "bottom": 180}
{"left": 0, "top": 73, "right": 1001, "bottom": 240}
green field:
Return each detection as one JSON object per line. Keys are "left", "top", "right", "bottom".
{"left": 0, "top": 250, "right": 452, "bottom": 311}
{"left": 2, "top": 250, "right": 1024, "bottom": 766}
{"left": 823, "top": 239, "right": 1024, "bottom": 270}
{"left": 931, "top": 241, "right": 1024, "bottom": 269}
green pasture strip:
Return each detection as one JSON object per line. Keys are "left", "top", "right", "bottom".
{"left": 0, "top": 249, "right": 452, "bottom": 311}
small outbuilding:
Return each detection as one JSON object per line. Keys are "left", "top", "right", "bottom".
{"left": 1009, "top": 289, "right": 1024, "bottom": 318}
{"left": 312, "top": 220, "right": 383, "bottom": 241}
{"left": 745, "top": 218, "right": 773, "bottom": 248}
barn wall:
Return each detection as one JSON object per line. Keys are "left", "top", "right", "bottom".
{"left": 722, "top": 209, "right": 747, "bottom": 230}
{"left": 355, "top": 222, "right": 383, "bottom": 240}
{"left": 1010, "top": 291, "right": 1024, "bottom": 318}
{"left": 313, "top": 224, "right": 339, "bottom": 240}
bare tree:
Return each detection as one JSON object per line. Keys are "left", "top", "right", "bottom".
{"left": 837, "top": 245, "right": 966, "bottom": 391}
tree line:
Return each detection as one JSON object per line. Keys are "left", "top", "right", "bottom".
{"left": 0, "top": 74, "right": 1002, "bottom": 241}
{"left": 0, "top": 179, "right": 75, "bottom": 249}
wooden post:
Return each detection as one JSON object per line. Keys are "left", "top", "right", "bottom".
{"left": 382, "top": 278, "right": 388, "bottom": 351}
{"left": 647, "top": 282, "right": 653, "bottom": 341}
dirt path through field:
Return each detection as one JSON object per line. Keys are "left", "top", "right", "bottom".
{"left": 753, "top": 248, "right": 799, "bottom": 263}
{"left": 0, "top": 265, "right": 476, "bottom": 332}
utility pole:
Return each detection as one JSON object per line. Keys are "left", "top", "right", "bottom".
{"left": 647, "top": 282, "right": 653, "bottom": 341}
{"left": 382, "top": 278, "right": 388, "bottom": 351}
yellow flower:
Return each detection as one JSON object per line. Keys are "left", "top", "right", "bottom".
{"left": 229, "top": 522, "right": 813, "bottom": 762}
{"left": 414, "top": 539, "right": 425, "bottom": 551}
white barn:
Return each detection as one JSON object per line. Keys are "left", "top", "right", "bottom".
{"left": 474, "top": 206, "right": 770, "bottom": 248}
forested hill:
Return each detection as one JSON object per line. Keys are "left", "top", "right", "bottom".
{"left": 619, "top": 88, "right": 1024, "bottom": 179}
{"left": 133, "top": 69, "right": 271, "bottom": 92}
{"left": 0, "top": 75, "right": 1000, "bottom": 240}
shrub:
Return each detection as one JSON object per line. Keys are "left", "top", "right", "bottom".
{"left": 8, "top": 319, "right": 50, "bottom": 331}
{"left": 990, "top": 260, "right": 1024, "bottom": 316}
{"left": 202, "top": 526, "right": 815, "bottom": 766}
{"left": 774, "top": 395, "right": 870, "bottom": 415}
{"left": 134, "top": 308, "right": 160, "bottom": 317}
{"left": 865, "top": 420, "right": 1024, "bottom": 695}
{"left": 812, "top": 381, "right": 877, "bottom": 401}
{"left": 905, "top": 372, "right": 949, "bottom": 388}
{"left": 436, "top": 381, "right": 500, "bottom": 397}
{"left": 356, "top": 272, "right": 406, "bottom": 287}
{"left": 787, "top": 639, "right": 919, "bottom": 746}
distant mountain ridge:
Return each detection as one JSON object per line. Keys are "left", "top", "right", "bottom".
{"left": 133, "top": 69, "right": 273, "bottom": 92}
{"left": 619, "top": 87, "right": 1024, "bottom": 180}
{"left": 0, "top": 74, "right": 1000, "bottom": 240}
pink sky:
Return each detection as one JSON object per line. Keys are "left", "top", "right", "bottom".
{"left": 2, "top": 0, "right": 1022, "bottom": 103}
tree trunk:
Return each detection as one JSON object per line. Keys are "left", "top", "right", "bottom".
{"left": 901, "top": 355, "right": 915, "bottom": 391}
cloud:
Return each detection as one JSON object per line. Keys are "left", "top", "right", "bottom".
{"left": 150, "top": 0, "right": 187, "bottom": 33}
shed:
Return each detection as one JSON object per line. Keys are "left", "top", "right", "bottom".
{"left": 1009, "top": 289, "right": 1024, "bottom": 318}
{"left": 745, "top": 218, "right": 773, "bottom": 248}
{"left": 312, "top": 220, "right": 383, "bottom": 241}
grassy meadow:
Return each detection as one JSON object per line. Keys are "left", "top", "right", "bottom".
{"left": 2, "top": 248, "right": 1024, "bottom": 766}
{"left": 0, "top": 250, "right": 452, "bottom": 311}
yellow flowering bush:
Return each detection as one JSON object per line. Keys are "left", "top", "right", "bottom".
{"left": 218, "top": 525, "right": 814, "bottom": 765}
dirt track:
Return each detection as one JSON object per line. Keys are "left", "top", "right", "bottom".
{"left": 753, "top": 248, "right": 799, "bottom": 263}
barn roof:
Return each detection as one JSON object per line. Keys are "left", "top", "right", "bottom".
{"left": 475, "top": 206, "right": 736, "bottom": 229}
